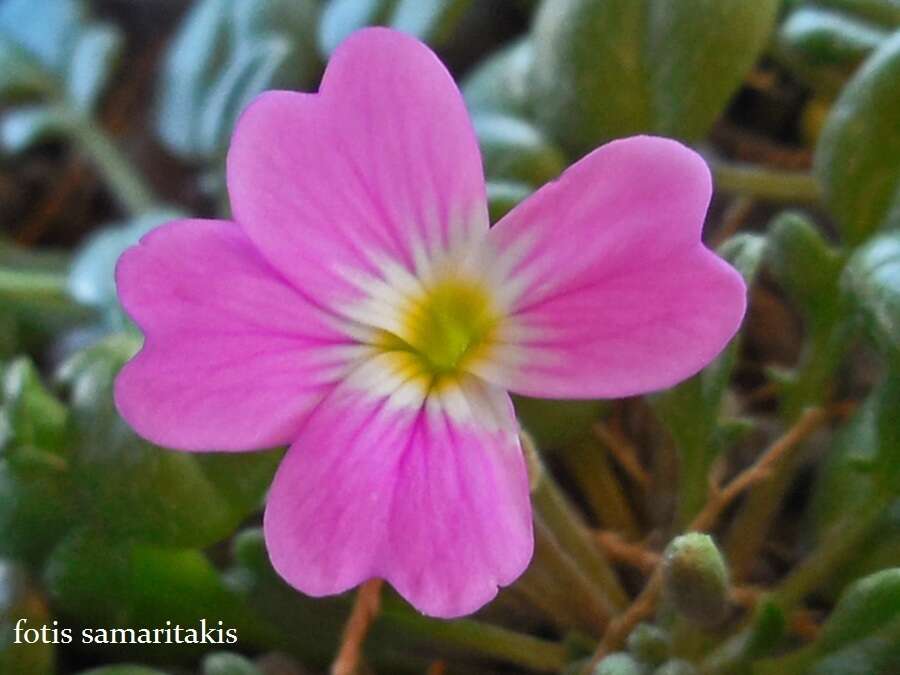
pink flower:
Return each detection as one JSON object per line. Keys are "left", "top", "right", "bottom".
{"left": 114, "top": 28, "right": 745, "bottom": 618}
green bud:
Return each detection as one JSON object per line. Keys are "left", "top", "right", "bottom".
{"left": 626, "top": 623, "right": 671, "bottom": 666}
{"left": 654, "top": 659, "right": 698, "bottom": 675}
{"left": 595, "top": 652, "right": 647, "bottom": 675}
{"left": 203, "top": 651, "right": 262, "bottom": 675}
{"left": 661, "top": 533, "right": 730, "bottom": 627}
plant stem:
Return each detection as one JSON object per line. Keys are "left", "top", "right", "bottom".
{"left": 530, "top": 440, "right": 630, "bottom": 610}
{"left": 726, "top": 323, "right": 848, "bottom": 578}
{"left": 712, "top": 162, "right": 822, "bottom": 204}
{"left": 562, "top": 439, "right": 641, "bottom": 539}
{"left": 532, "top": 515, "right": 614, "bottom": 634}
{"left": 69, "top": 114, "right": 158, "bottom": 216}
{"left": 0, "top": 266, "right": 71, "bottom": 305}
{"left": 380, "top": 602, "right": 569, "bottom": 673}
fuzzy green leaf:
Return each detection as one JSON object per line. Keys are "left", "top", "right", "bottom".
{"left": 474, "top": 112, "right": 565, "bottom": 187}
{"left": 843, "top": 231, "right": 900, "bottom": 363}
{"left": 157, "top": 0, "right": 320, "bottom": 160}
{"left": 531, "top": 0, "right": 779, "bottom": 154}
{"left": 815, "top": 32, "right": 900, "bottom": 244}
{"left": 55, "top": 335, "right": 281, "bottom": 548}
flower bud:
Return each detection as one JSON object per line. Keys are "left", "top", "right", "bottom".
{"left": 661, "top": 533, "right": 730, "bottom": 627}
{"left": 594, "top": 652, "right": 647, "bottom": 675}
{"left": 653, "top": 659, "right": 698, "bottom": 675}
{"left": 626, "top": 623, "right": 670, "bottom": 666}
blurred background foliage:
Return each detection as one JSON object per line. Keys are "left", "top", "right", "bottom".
{"left": 1, "top": 0, "right": 899, "bottom": 674}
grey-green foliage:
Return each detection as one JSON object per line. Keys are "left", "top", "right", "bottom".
{"left": 156, "top": 0, "right": 321, "bottom": 161}
{"left": 473, "top": 112, "right": 566, "bottom": 187}
{"left": 767, "top": 212, "right": 845, "bottom": 329}
{"left": 0, "top": 0, "right": 123, "bottom": 153}
{"left": 462, "top": 38, "right": 534, "bottom": 117}
{"left": 318, "top": 0, "right": 472, "bottom": 56}
{"left": 531, "top": 0, "right": 780, "bottom": 155}
{"left": 815, "top": 31, "right": 900, "bottom": 244}
{"left": 843, "top": 231, "right": 900, "bottom": 365}
{"left": 756, "top": 569, "right": 900, "bottom": 674}
{"left": 776, "top": 5, "right": 893, "bottom": 94}
{"left": 68, "top": 209, "right": 183, "bottom": 326}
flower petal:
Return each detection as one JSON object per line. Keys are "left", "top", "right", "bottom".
{"left": 115, "top": 219, "right": 358, "bottom": 451}
{"left": 226, "top": 27, "right": 489, "bottom": 313}
{"left": 480, "top": 136, "right": 746, "bottom": 398}
{"left": 263, "top": 359, "right": 533, "bottom": 618}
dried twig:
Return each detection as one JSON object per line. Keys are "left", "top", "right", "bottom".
{"left": 593, "top": 421, "right": 652, "bottom": 490}
{"left": 596, "top": 531, "right": 660, "bottom": 574}
{"left": 585, "top": 408, "right": 826, "bottom": 672}
{"left": 331, "top": 579, "right": 384, "bottom": 675}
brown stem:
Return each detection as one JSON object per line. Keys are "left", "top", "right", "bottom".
{"left": 595, "top": 531, "right": 660, "bottom": 574}
{"left": 331, "top": 579, "right": 384, "bottom": 675}
{"left": 593, "top": 421, "right": 652, "bottom": 490}
{"left": 584, "top": 408, "right": 826, "bottom": 673}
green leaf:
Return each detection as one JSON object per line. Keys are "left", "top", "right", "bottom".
{"left": 0, "top": 459, "right": 74, "bottom": 564}
{"left": 461, "top": 38, "right": 534, "bottom": 116}
{"left": 0, "top": 358, "right": 74, "bottom": 563}
{"left": 66, "top": 25, "right": 123, "bottom": 112}
{"left": 56, "top": 335, "right": 281, "bottom": 548}
{"left": 775, "top": 4, "right": 892, "bottom": 96}
{"left": 1, "top": 357, "right": 68, "bottom": 453}
{"left": 531, "top": 0, "right": 779, "bottom": 154}
{"left": 815, "top": 32, "right": 900, "bottom": 244}
{"left": 814, "top": 0, "right": 900, "bottom": 26}
{"left": 0, "top": 105, "right": 71, "bottom": 154}
{"left": 68, "top": 209, "right": 183, "bottom": 323}
{"left": 487, "top": 180, "right": 533, "bottom": 223}
{"left": 842, "top": 231, "right": 900, "bottom": 363}
{"left": 0, "top": 561, "right": 55, "bottom": 675}
{"left": 817, "top": 568, "right": 900, "bottom": 653}
{"left": 43, "top": 530, "right": 274, "bottom": 658}
{"left": 473, "top": 112, "right": 565, "bottom": 186}
{"left": 810, "top": 620, "right": 900, "bottom": 675}
{"left": 767, "top": 211, "right": 845, "bottom": 328}
{"left": 157, "top": 0, "right": 321, "bottom": 160}
{"left": 390, "top": 0, "right": 473, "bottom": 46}
{"left": 779, "top": 7, "right": 888, "bottom": 67}
{"left": 871, "top": 374, "right": 900, "bottom": 493}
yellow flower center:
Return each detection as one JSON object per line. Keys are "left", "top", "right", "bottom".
{"left": 379, "top": 276, "right": 499, "bottom": 381}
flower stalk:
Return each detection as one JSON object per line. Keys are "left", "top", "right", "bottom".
{"left": 379, "top": 599, "right": 569, "bottom": 673}
{"left": 68, "top": 113, "right": 158, "bottom": 216}
{"left": 711, "top": 162, "right": 822, "bottom": 204}
{"left": 526, "top": 434, "right": 630, "bottom": 610}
